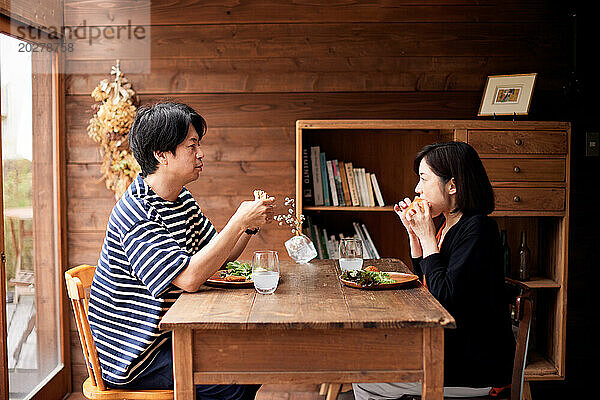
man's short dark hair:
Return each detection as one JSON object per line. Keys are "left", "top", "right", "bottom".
{"left": 413, "top": 141, "right": 495, "bottom": 215}
{"left": 128, "top": 102, "right": 207, "bottom": 177}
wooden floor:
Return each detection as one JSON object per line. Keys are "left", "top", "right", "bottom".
{"left": 6, "top": 293, "right": 37, "bottom": 370}
{"left": 66, "top": 384, "right": 352, "bottom": 400}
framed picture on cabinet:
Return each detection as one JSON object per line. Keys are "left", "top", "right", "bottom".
{"left": 478, "top": 73, "right": 537, "bottom": 116}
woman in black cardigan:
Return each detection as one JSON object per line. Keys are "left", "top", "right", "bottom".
{"left": 353, "top": 142, "right": 515, "bottom": 399}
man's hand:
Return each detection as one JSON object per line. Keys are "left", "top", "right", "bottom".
{"left": 233, "top": 197, "right": 275, "bottom": 230}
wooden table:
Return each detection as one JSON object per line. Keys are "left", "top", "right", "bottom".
{"left": 4, "top": 207, "right": 34, "bottom": 303}
{"left": 159, "top": 259, "right": 455, "bottom": 400}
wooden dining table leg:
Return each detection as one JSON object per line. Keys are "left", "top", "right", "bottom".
{"left": 421, "top": 327, "right": 444, "bottom": 400}
{"left": 173, "top": 329, "right": 194, "bottom": 400}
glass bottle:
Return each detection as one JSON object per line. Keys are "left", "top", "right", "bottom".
{"left": 518, "top": 231, "right": 530, "bottom": 281}
{"left": 501, "top": 230, "right": 511, "bottom": 278}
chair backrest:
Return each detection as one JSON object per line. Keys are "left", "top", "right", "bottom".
{"left": 65, "top": 265, "right": 106, "bottom": 391}
{"left": 505, "top": 279, "right": 534, "bottom": 400}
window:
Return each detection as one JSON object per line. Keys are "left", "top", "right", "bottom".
{"left": 1, "top": 28, "right": 68, "bottom": 400}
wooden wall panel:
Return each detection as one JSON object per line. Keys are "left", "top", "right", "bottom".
{"left": 65, "top": 56, "right": 564, "bottom": 95}
{"left": 65, "top": 23, "right": 566, "bottom": 61}
{"left": 64, "top": 0, "right": 570, "bottom": 392}
{"left": 64, "top": 0, "right": 556, "bottom": 26}
{"left": 0, "top": 0, "right": 63, "bottom": 34}
{"left": 67, "top": 92, "right": 482, "bottom": 129}
{"left": 67, "top": 125, "right": 294, "bottom": 164}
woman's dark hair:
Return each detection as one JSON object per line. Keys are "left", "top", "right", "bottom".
{"left": 413, "top": 141, "right": 495, "bottom": 215}
{"left": 128, "top": 102, "right": 207, "bottom": 177}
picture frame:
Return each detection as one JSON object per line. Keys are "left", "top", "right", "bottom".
{"left": 478, "top": 73, "right": 537, "bottom": 116}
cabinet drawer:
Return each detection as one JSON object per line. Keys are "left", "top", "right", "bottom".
{"left": 494, "top": 188, "right": 565, "bottom": 211}
{"left": 482, "top": 159, "right": 565, "bottom": 182}
{"left": 469, "top": 130, "right": 567, "bottom": 154}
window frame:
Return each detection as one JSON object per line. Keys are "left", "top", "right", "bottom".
{"left": 0, "top": 14, "right": 70, "bottom": 400}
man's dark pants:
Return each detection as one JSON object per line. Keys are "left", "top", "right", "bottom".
{"left": 107, "top": 341, "right": 261, "bottom": 400}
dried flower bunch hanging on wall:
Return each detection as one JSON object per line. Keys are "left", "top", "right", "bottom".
{"left": 87, "top": 60, "right": 140, "bottom": 199}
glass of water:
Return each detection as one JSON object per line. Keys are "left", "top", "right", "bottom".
{"left": 338, "top": 238, "right": 364, "bottom": 272}
{"left": 252, "top": 250, "right": 280, "bottom": 294}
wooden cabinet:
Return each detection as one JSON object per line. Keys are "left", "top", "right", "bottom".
{"left": 296, "top": 120, "right": 570, "bottom": 382}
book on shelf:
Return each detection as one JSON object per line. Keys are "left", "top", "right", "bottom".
{"left": 318, "top": 225, "right": 329, "bottom": 258}
{"left": 360, "top": 168, "right": 369, "bottom": 206}
{"left": 365, "top": 173, "right": 375, "bottom": 207}
{"left": 302, "top": 147, "right": 313, "bottom": 206}
{"left": 345, "top": 162, "right": 360, "bottom": 206}
{"left": 310, "top": 146, "right": 323, "bottom": 206}
{"left": 352, "top": 167, "right": 363, "bottom": 206}
{"left": 320, "top": 152, "right": 330, "bottom": 206}
{"left": 370, "top": 173, "right": 385, "bottom": 206}
{"left": 323, "top": 228, "right": 336, "bottom": 259}
{"left": 356, "top": 168, "right": 369, "bottom": 206}
{"left": 361, "top": 223, "right": 380, "bottom": 259}
{"left": 326, "top": 160, "right": 339, "bottom": 206}
{"left": 352, "top": 222, "right": 369, "bottom": 258}
{"left": 330, "top": 235, "right": 340, "bottom": 259}
{"left": 361, "top": 169, "right": 371, "bottom": 206}
{"left": 332, "top": 160, "right": 346, "bottom": 206}
{"left": 338, "top": 161, "right": 352, "bottom": 206}
{"left": 307, "top": 217, "right": 323, "bottom": 259}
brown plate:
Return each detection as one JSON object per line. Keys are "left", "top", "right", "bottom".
{"left": 205, "top": 271, "right": 254, "bottom": 288}
{"left": 339, "top": 272, "right": 419, "bottom": 290}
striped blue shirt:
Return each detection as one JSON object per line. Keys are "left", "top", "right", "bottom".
{"left": 88, "top": 175, "right": 217, "bottom": 385}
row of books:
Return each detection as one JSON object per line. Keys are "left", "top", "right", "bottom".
{"left": 303, "top": 216, "right": 381, "bottom": 259}
{"left": 302, "top": 146, "right": 385, "bottom": 207}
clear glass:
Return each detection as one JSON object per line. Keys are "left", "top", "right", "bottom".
{"left": 252, "top": 251, "right": 280, "bottom": 294}
{"left": 284, "top": 234, "right": 317, "bottom": 263}
{"left": 2, "top": 34, "right": 61, "bottom": 399}
{"left": 338, "top": 238, "right": 364, "bottom": 272}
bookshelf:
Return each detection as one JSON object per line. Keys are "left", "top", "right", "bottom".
{"left": 295, "top": 119, "right": 570, "bottom": 383}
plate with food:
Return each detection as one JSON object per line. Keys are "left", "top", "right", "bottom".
{"left": 339, "top": 265, "right": 419, "bottom": 290}
{"left": 205, "top": 260, "right": 254, "bottom": 288}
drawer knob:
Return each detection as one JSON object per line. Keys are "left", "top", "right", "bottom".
{"left": 513, "top": 166, "right": 521, "bottom": 173}
{"left": 513, "top": 195, "right": 521, "bottom": 203}
{"left": 515, "top": 138, "right": 523, "bottom": 146}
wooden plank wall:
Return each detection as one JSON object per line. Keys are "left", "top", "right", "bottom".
{"left": 63, "top": 0, "right": 570, "bottom": 391}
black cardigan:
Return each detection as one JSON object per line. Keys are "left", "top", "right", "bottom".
{"left": 411, "top": 213, "right": 515, "bottom": 388}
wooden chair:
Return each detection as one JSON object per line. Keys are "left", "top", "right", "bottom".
{"left": 65, "top": 264, "right": 174, "bottom": 400}
{"left": 506, "top": 279, "right": 534, "bottom": 400}
{"left": 323, "top": 279, "right": 534, "bottom": 400}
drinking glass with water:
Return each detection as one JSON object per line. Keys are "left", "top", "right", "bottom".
{"left": 252, "top": 250, "right": 280, "bottom": 294}
{"left": 338, "top": 238, "right": 363, "bottom": 272}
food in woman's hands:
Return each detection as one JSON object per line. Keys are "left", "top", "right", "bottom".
{"left": 341, "top": 269, "right": 396, "bottom": 286}
{"left": 221, "top": 260, "right": 253, "bottom": 281}
{"left": 406, "top": 196, "right": 426, "bottom": 215}
{"left": 254, "top": 189, "right": 270, "bottom": 200}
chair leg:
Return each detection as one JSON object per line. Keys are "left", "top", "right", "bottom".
{"left": 320, "top": 383, "right": 330, "bottom": 396}
{"left": 523, "top": 381, "right": 532, "bottom": 400}
{"left": 326, "top": 384, "right": 342, "bottom": 400}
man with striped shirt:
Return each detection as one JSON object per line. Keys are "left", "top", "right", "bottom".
{"left": 88, "top": 102, "right": 273, "bottom": 399}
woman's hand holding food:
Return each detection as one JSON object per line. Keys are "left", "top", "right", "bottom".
{"left": 404, "top": 198, "right": 439, "bottom": 258}
{"left": 395, "top": 197, "right": 423, "bottom": 258}
{"left": 394, "top": 197, "right": 417, "bottom": 235}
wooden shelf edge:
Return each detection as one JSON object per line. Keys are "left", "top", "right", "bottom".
{"left": 491, "top": 211, "right": 564, "bottom": 217}
{"left": 296, "top": 120, "right": 571, "bottom": 131}
{"left": 304, "top": 206, "right": 394, "bottom": 212}
{"left": 505, "top": 276, "right": 560, "bottom": 289}
{"left": 524, "top": 352, "right": 561, "bottom": 381}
